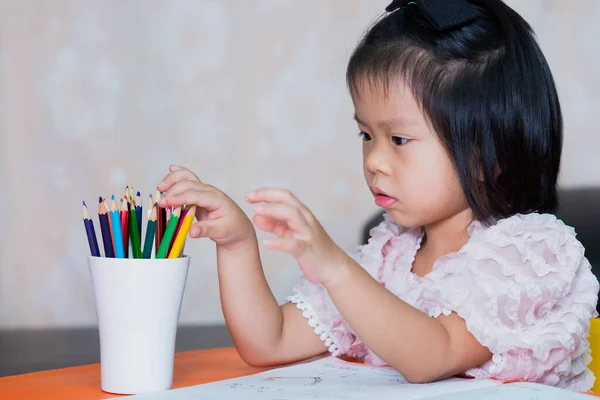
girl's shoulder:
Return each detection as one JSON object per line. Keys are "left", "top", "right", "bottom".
{"left": 462, "top": 212, "right": 589, "bottom": 280}
{"left": 426, "top": 213, "right": 599, "bottom": 321}
{"left": 439, "top": 212, "right": 595, "bottom": 286}
{"left": 469, "top": 212, "right": 581, "bottom": 248}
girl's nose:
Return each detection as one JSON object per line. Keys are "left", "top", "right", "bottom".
{"left": 364, "top": 143, "right": 390, "bottom": 175}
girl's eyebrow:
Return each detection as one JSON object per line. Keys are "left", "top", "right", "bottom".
{"left": 353, "top": 114, "right": 418, "bottom": 128}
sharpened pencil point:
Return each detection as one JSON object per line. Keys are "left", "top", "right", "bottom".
{"left": 98, "top": 196, "right": 103, "bottom": 203}
{"left": 83, "top": 200, "right": 87, "bottom": 207}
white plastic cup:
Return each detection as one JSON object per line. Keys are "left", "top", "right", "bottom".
{"left": 87, "top": 255, "right": 190, "bottom": 394}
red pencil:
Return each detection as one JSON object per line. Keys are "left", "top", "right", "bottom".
{"left": 155, "top": 191, "right": 165, "bottom": 256}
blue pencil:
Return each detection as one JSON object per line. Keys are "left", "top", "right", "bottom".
{"left": 82, "top": 201, "right": 100, "bottom": 257}
{"left": 110, "top": 195, "right": 125, "bottom": 258}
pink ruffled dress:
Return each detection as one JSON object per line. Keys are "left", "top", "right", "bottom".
{"left": 287, "top": 213, "right": 599, "bottom": 391}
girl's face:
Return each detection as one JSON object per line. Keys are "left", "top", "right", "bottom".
{"left": 351, "top": 80, "right": 470, "bottom": 228}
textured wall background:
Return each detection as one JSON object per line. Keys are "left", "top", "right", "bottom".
{"left": 0, "top": 0, "right": 598, "bottom": 328}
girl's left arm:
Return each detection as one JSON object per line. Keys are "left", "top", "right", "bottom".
{"left": 247, "top": 187, "right": 491, "bottom": 383}
{"left": 324, "top": 259, "right": 491, "bottom": 383}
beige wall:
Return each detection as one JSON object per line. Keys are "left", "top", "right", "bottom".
{"left": 0, "top": 0, "right": 598, "bottom": 328}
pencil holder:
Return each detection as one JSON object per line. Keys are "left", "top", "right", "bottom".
{"left": 87, "top": 255, "right": 190, "bottom": 394}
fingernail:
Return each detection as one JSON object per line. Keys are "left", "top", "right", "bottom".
{"left": 254, "top": 205, "right": 264, "bottom": 212}
{"left": 158, "top": 197, "right": 166, "bottom": 205}
{"left": 263, "top": 238, "right": 276, "bottom": 246}
{"left": 191, "top": 227, "right": 199, "bottom": 237}
{"left": 246, "top": 191, "right": 255, "bottom": 198}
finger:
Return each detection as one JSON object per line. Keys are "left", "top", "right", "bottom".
{"left": 263, "top": 237, "right": 305, "bottom": 255}
{"left": 245, "top": 188, "right": 305, "bottom": 208}
{"left": 159, "top": 180, "right": 205, "bottom": 205}
{"left": 169, "top": 165, "right": 185, "bottom": 172}
{"left": 157, "top": 167, "right": 201, "bottom": 191}
{"left": 160, "top": 189, "right": 222, "bottom": 212}
{"left": 253, "top": 203, "right": 309, "bottom": 237}
{"left": 189, "top": 220, "right": 221, "bottom": 239}
{"left": 252, "top": 214, "right": 288, "bottom": 238}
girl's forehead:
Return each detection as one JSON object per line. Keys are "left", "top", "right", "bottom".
{"left": 352, "top": 75, "right": 415, "bottom": 100}
{"left": 351, "top": 79, "right": 423, "bottom": 118}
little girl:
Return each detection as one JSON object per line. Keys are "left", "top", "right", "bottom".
{"left": 157, "top": 0, "right": 599, "bottom": 392}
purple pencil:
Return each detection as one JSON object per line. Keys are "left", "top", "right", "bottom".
{"left": 83, "top": 201, "right": 101, "bottom": 257}
{"left": 98, "top": 197, "right": 115, "bottom": 258}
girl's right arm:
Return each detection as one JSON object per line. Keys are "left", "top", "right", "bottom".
{"left": 157, "top": 166, "right": 327, "bottom": 366}
{"left": 216, "top": 237, "right": 328, "bottom": 366}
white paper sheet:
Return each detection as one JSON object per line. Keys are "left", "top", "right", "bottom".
{"left": 126, "top": 356, "right": 593, "bottom": 399}
{"left": 432, "top": 381, "right": 593, "bottom": 399}
{"left": 127, "top": 356, "right": 501, "bottom": 400}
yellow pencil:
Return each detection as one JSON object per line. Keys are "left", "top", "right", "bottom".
{"left": 168, "top": 205, "right": 196, "bottom": 258}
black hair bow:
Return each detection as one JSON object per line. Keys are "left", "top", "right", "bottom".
{"left": 385, "top": 0, "right": 479, "bottom": 31}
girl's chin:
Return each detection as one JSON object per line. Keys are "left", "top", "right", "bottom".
{"left": 384, "top": 209, "right": 423, "bottom": 228}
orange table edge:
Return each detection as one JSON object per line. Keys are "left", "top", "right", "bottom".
{"left": 0, "top": 348, "right": 269, "bottom": 400}
{"left": 0, "top": 347, "right": 598, "bottom": 400}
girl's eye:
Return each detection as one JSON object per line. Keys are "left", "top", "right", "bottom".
{"left": 358, "top": 131, "right": 372, "bottom": 142}
{"left": 392, "top": 136, "right": 410, "bottom": 146}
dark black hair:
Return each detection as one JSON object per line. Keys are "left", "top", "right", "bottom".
{"left": 347, "top": 0, "right": 562, "bottom": 224}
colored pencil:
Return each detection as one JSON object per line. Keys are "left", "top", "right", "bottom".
{"left": 147, "top": 194, "right": 155, "bottom": 258}
{"left": 120, "top": 196, "right": 129, "bottom": 258}
{"left": 83, "top": 201, "right": 101, "bottom": 257}
{"left": 143, "top": 205, "right": 157, "bottom": 259}
{"left": 135, "top": 190, "right": 142, "bottom": 241}
{"left": 155, "top": 191, "right": 165, "bottom": 257}
{"left": 98, "top": 197, "right": 115, "bottom": 258}
{"left": 168, "top": 206, "right": 195, "bottom": 258}
{"left": 103, "top": 197, "right": 114, "bottom": 250}
{"left": 147, "top": 194, "right": 154, "bottom": 219}
{"left": 168, "top": 206, "right": 189, "bottom": 254}
{"left": 110, "top": 196, "right": 125, "bottom": 258}
{"left": 128, "top": 196, "right": 142, "bottom": 259}
{"left": 156, "top": 206, "right": 181, "bottom": 258}
{"left": 127, "top": 188, "right": 136, "bottom": 255}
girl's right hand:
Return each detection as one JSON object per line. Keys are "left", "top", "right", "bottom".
{"left": 157, "top": 165, "right": 255, "bottom": 249}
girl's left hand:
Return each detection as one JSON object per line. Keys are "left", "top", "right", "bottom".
{"left": 246, "top": 188, "right": 348, "bottom": 286}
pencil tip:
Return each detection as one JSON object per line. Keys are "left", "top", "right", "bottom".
{"left": 111, "top": 194, "right": 115, "bottom": 200}
{"left": 83, "top": 200, "right": 86, "bottom": 206}
{"left": 98, "top": 196, "right": 103, "bottom": 203}
{"left": 137, "top": 191, "right": 141, "bottom": 196}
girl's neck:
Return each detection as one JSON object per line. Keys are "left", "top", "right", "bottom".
{"left": 421, "top": 208, "right": 474, "bottom": 256}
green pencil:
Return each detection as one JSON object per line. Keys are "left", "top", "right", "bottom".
{"left": 142, "top": 205, "right": 157, "bottom": 259}
{"left": 129, "top": 198, "right": 143, "bottom": 259}
{"left": 156, "top": 206, "right": 181, "bottom": 258}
